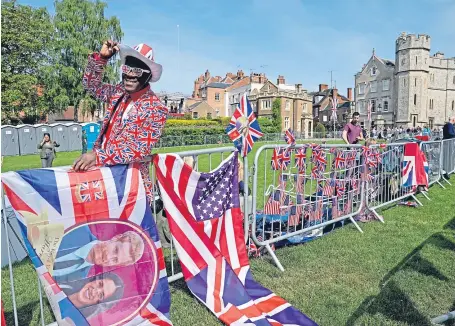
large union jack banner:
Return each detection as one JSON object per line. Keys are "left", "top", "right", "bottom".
{"left": 154, "top": 152, "right": 317, "bottom": 325}
{"left": 2, "top": 164, "right": 171, "bottom": 326}
{"left": 226, "top": 93, "right": 263, "bottom": 157}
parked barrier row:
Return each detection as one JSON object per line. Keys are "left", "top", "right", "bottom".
{"left": 2, "top": 139, "right": 454, "bottom": 325}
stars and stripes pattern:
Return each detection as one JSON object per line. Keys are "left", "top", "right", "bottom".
{"left": 154, "top": 152, "right": 317, "bottom": 326}
{"left": 226, "top": 93, "right": 263, "bottom": 157}
{"left": 2, "top": 164, "right": 171, "bottom": 325}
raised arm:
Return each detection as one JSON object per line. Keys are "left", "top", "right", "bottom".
{"left": 83, "top": 40, "right": 120, "bottom": 103}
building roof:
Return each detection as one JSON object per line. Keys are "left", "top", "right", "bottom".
{"left": 311, "top": 88, "right": 350, "bottom": 107}
{"left": 205, "top": 82, "right": 231, "bottom": 89}
{"left": 187, "top": 101, "right": 204, "bottom": 111}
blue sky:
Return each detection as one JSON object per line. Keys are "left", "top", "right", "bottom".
{"left": 20, "top": 0, "right": 455, "bottom": 96}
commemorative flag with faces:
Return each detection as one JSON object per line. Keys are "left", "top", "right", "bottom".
{"left": 1, "top": 164, "right": 171, "bottom": 326}
{"left": 154, "top": 152, "right": 317, "bottom": 326}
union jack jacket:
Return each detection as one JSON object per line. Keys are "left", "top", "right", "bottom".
{"left": 83, "top": 53, "right": 168, "bottom": 202}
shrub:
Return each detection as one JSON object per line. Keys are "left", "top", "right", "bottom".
{"left": 165, "top": 119, "right": 218, "bottom": 127}
{"left": 314, "top": 123, "right": 326, "bottom": 137}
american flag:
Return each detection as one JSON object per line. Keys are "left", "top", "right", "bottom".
{"left": 294, "top": 147, "right": 307, "bottom": 173}
{"left": 225, "top": 93, "right": 263, "bottom": 157}
{"left": 330, "top": 94, "right": 337, "bottom": 121}
{"left": 264, "top": 189, "right": 282, "bottom": 215}
{"left": 336, "top": 180, "right": 345, "bottom": 198}
{"left": 331, "top": 197, "right": 339, "bottom": 219}
{"left": 271, "top": 147, "right": 282, "bottom": 170}
{"left": 284, "top": 128, "right": 296, "bottom": 146}
{"left": 2, "top": 164, "right": 172, "bottom": 326}
{"left": 154, "top": 152, "right": 316, "bottom": 325}
{"left": 322, "top": 179, "right": 335, "bottom": 197}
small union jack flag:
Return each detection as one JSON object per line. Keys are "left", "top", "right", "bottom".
{"left": 334, "top": 151, "right": 346, "bottom": 169}
{"left": 226, "top": 93, "right": 263, "bottom": 157}
{"left": 271, "top": 147, "right": 283, "bottom": 170}
{"left": 281, "top": 149, "right": 291, "bottom": 170}
{"left": 336, "top": 180, "right": 345, "bottom": 198}
{"left": 294, "top": 147, "right": 307, "bottom": 173}
{"left": 311, "top": 166, "right": 323, "bottom": 180}
{"left": 77, "top": 180, "right": 104, "bottom": 202}
{"left": 284, "top": 128, "right": 296, "bottom": 146}
{"left": 330, "top": 95, "right": 337, "bottom": 121}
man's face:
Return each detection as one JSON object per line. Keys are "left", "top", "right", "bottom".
{"left": 122, "top": 56, "right": 151, "bottom": 93}
{"left": 91, "top": 237, "right": 134, "bottom": 267}
{"left": 352, "top": 115, "right": 360, "bottom": 124}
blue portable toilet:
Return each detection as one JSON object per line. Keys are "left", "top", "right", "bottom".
{"left": 81, "top": 122, "right": 100, "bottom": 150}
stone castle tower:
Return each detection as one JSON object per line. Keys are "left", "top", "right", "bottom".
{"left": 394, "top": 33, "right": 431, "bottom": 126}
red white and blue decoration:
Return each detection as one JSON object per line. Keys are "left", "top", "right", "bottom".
{"left": 226, "top": 93, "right": 263, "bottom": 157}
{"left": 2, "top": 164, "right": 171, "bottom": 326}
{"left": 284, "top": 128, "right": 296, "bottom": 146}
{"left": 402, "top": 143, "right": 429, "bottom": 189}
{"left": 154, "top": 152, "right": 317, "bottom": 326}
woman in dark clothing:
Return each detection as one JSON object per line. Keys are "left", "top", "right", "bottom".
{"left": 37, "top": 133, "right": 59, "bottom": 167}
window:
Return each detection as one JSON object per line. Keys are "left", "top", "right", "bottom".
{"left": 452, "top": 100, "right": 454, "bottom": 110}
{"left": 429, "top": 99, "right": 434, "bottom": 110}
{"left": 403, "top": 78, "right": 406, "bottom": 87}
{"left": 207, "top": 112, "right": 212, "bottom": 119}
{"left": 215, "top": 109, "right": 220, "bottom": 117}
{"left": 429, "top": 117, "right": 434, "bottom": 129}
{"left": 215, "top": 93, "right": 220, "bottom": 101}
{"left": 192, "top": 112, "right": 199, "bottom": 119}
{"left": 453, "top": 76, "right": 455, "bottom": 84}
{"left": 383, "top": 100, "right": 389, "bottom": 112}
{"left": 303, "top": 103, "right": 307, "bottom": 112}
{"left": 323, "top": 115, "right": 327, "bottom": 122}
{"left": 370, "top": 81, "right": 377, "bottom": 93}
{"left": 371, "top": 66, "right": 377, "bottom": 76}
{"left": 382, "top": 79, "right": 390, "bottom": 91}
{"left": 285, "top": 100, "right": 290, "bottom": 111}
{"left": 415, "top": 56, "right": 417, "bottom": 65}
{"left": 415, "top": 78, "right": 417, "bottom": 86}
{"left": 358, "top": 83, "right": 365, "bottom": 95}
{"left": 412, "top": 115, "right": 417, "bottom": 128}
{"left": 414, "top": 94, "right": 417, "bottom": 105}
{"left": 284, "top": 117, "right": 290, "bottom": 129}
{"left": 371, "top": 99, "right": 376, "bottom": 113}
{"left": 262, "top": 99, "right": 271, "bottom": 109}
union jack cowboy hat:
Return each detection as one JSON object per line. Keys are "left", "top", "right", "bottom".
{"left": 119, "top": 43, "right": 163, "bottom": 82}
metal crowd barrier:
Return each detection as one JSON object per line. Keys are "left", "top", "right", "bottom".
{"left": 442, "top": 139, "right": 455, "bottom": 176}
{"left": 365, "top": 143, "right": 424, "bottom": 218}
{"left": 150, "top": 146, "right": 250, "bottom": 283}
{"left": 250, "top": 143, "right": 365, "bottom": 271}
{"left": 1, "top": 146, "right": 249, "bottom": 326}
{"left": 419, "top": 140, "right": 446, "bottom": 190}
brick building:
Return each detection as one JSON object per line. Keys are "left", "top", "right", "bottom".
{"left": 311, "top": 84, "right": 354, "bottom": 129}
{"left": 248, "top": 77, "right": 313, "bottom": 136}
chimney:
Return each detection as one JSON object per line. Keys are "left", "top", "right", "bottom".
{"left": 237, "top": 70, "right": 244, "bottom": 79}
{"left": 295, "top": 84, "right": 302, "bottom": 92}
{"left": 277, "top": 75, "right": 285, "bottom": 85}
{"left": 332, "top": 88, "right": 338, "bottom": 99}
{"left": 204, "top": 69, "right": 210, "bottom": 80}
{"left": 319, "top": 84, "right": 328, "bottom": 92}
{"left": 347, "top": 88, "right": 353, "bottom": 101}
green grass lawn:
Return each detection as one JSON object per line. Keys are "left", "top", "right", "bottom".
{"left": 2, "top": 144, "right": 454, "bottom": 326}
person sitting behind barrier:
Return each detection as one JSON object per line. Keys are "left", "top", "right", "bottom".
{"left": 59, "top": 272, "right": 124, "bottom": 320}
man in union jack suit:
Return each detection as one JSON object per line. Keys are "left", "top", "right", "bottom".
{"left": 73, "top": 40, "right": 168, "bottom": 205}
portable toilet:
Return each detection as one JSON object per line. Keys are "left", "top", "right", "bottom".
{"left": 16, "top": 124, "right": 38, "bottom": 155}
{"left": 34, "top": 124, "right": 53, "bottom": 141}
{"left": 1, "top": 125, "right": 20, "bottom": 156}
{"left": 66, "top": 123, "right": 82, "bottom": 151}
{"left": 50, "top": 123, "right": 68, "bottom": 152}
{"left": 81, "top": 122, "right": 100, "bottom": 150}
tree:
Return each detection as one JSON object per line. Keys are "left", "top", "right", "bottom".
{"left": 1, "top": 0, "right": 53, "bottom": 124}
{"left": 314, "top": 123, "right": 326, "bottom": 138}
{"left": 272, "top": 98, "right": 282, "bottom": 132}
{"left": 47, "top": 0, "right": 123, "bottom": 121}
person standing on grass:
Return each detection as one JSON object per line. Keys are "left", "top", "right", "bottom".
{"left": 342, "top": 112, "right": 364, "bottom": 145}
{"left": 81, "top": 130, "right": 88, "bottom": 154}
{"left": 38, "top": 133, "right": 59, "bottom": 168}
{"left": 72, "top": 40, "right": 168, "bottom": 205}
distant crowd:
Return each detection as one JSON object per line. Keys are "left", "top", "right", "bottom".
{"left": 367, "top": 125, "right": 441, "bottom": 140}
